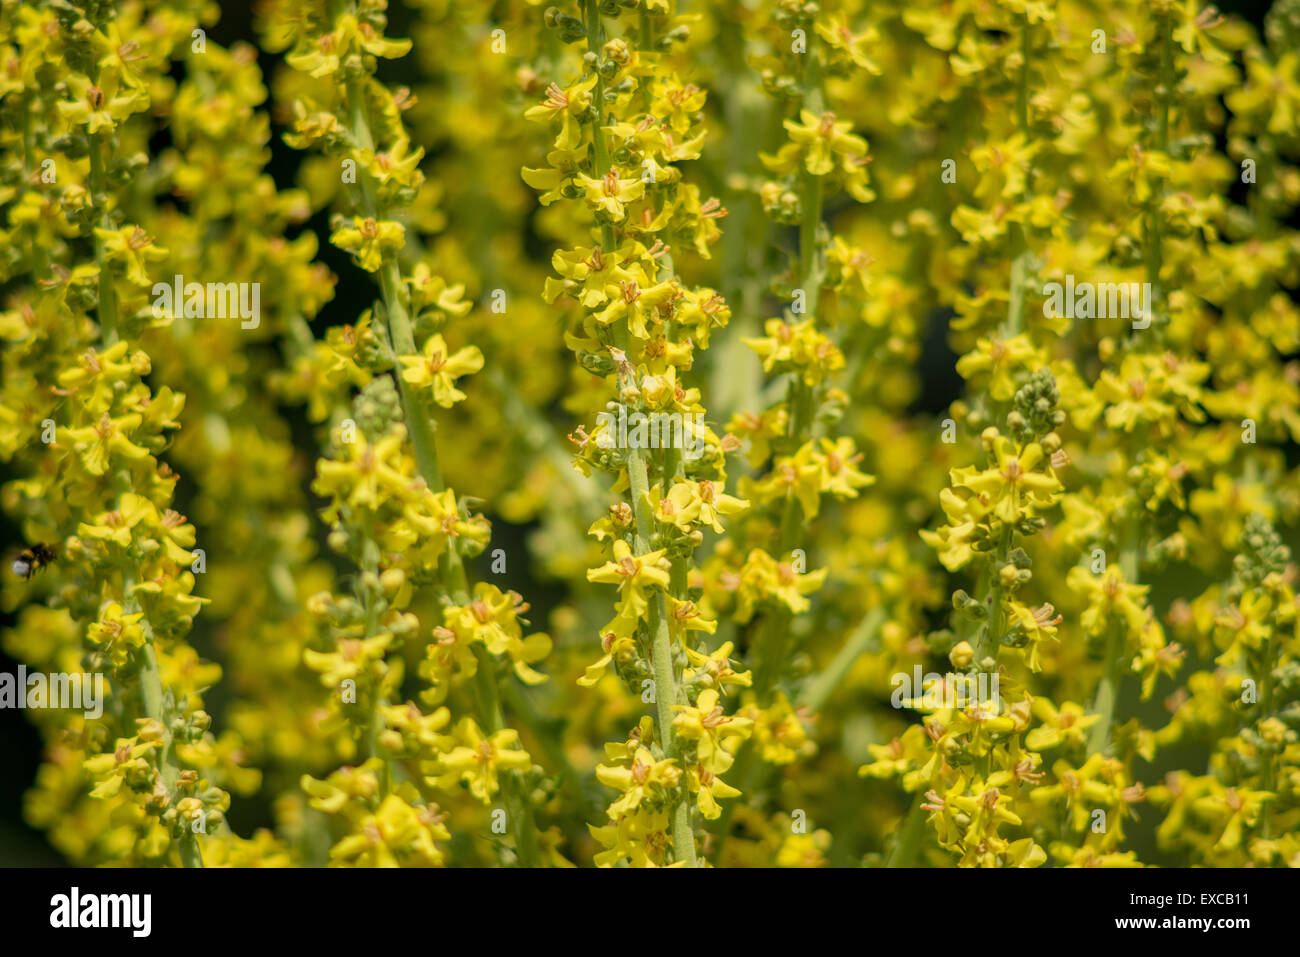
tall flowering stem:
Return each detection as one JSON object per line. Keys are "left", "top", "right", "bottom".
{"left": 526, "top": 0, "right": 752, "bottom": 866}
{"left": 273, "top": 0, "right": 548, "bottom": 867}
{"left": 0, "top": 0, "right": 245, "bottom": 867}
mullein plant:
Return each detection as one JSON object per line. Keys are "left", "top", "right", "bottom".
{"left": 700, "top": 0, "right": 883, "bottom": 862}
{"left": 264, "top": 0, "right": 556, "bottom": 866}
{"left": 2, "top": 0, "right": 1299, "bottom": 869}
{"left": 134, "top": 35, "right": 343, "bottom": 861}
{"left": 904, "top": 2, "right": 1126, "bottom": 869}
{"left": 863, "top": 0, "right": 1300, "bottom": 868}
{"left": 1149, "top": 515, "right": 1299, "bottom": 865}
{"left": 0, "top": 0, "right": 245, "bottom": 865}
{"left": 1043, "top": 0, "right": 1299, "bottom": 867}
{"left": 524, "top": 0, "right": 762, "bottom": 866}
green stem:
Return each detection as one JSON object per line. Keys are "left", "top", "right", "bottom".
{"left": 1260, "top": 637, "right": 1276, "bottom": 844}
{"left": 1004, "top": 247, "right": 1030, "bottom": 339}
{"left": 750, "top": 139, "right": 826, "bottom": 702}
{"left": 343, "top": 74, "right": 447, "bottom": 499}
{"left": 618, "top": 352, "right": 697, "bottom": 866}
{"left": 974, "top": 526, "right": 1013, "bottom": 781}
{"left": 473, "top": 646, "right": 540, "bottom": 867}
{"left": 137, "top": 642, "right": 203, "bottom": 867}
{"left": 357, "top": 540, "right": 393, "bottom": 788}
{"left": 978, "top": 525, "right": 1014, "bottom": 663}
{"left": 90, "top": 135, "right": 118, "bottom": 346}
{"left": 585, "top": 0, "right": 610, "bottom": 173}
{"left": 709, "top": 30, "right": 765, "bottom": 422}
{"left": 587, "top": 0, "right": 698, "bottom": 867}
{"left": 339, "top": 70, "right": 535, "bottom": 862}
{"left": 1139, "top": 17, "right": 1173, "bottom": 344}
{"left": 718, "top": 35, "right": 830, "bottom": 857}
{"left": 1087, "top": 622, "right": 1123, "bottom": 754}
{"left": 499, "top": 680, "right": 596, "bottom": 822}
{"left": 885, "top": 792, "right": 927, "bottom": 867}
{"left": 798, "top": 607, "right": 887, "bottom": 714}
{"left": 1089, "top": 523, "right": 1140, "bottom": 753}
{"left": 711, "top": 606, "right": 886, "bottom": 864}
{"left": 92, "top": 150, "right": 199, "bottom": 863}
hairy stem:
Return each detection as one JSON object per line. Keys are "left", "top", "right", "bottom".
{"left": 340, "top": 70, "right": 537, "bottom": 863}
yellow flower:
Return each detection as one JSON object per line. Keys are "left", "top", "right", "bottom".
{"left": 428, "top": 719, "right": 532, "bottom": 804}
{"left": 732, "top": 549, "right": 828, "bottom": 622}
{"left": 591, "top": 265, "right": 678, "bottom": 338}
{"left": 743, "top": 318, "right": 845, "bottom": 386}
{"left": 952, "top": 433, "right": 1062, "bottom": 525}
{"left": 84, "top": 734, "right": 161, "bottom": 799}
{"left": 683, "top": 640, "right": 750, "bottom": 693}
{"left": 398, "top": 334, "right": 484, "bottom": 408}
{"left": 441, "top": 584, "right": 551, "bottom": 685}
{"left": 57, "top": 72, "right": 149, "bottom": 133}
{"left": 330, "top": 795, "right": 447, "bottom": 868}
{"left": 92, "top": 226, "right": 168, "bottom": 286}
{"left": 303, "top": 632, "right": 395, "bottom": 688}
{"left": 742, "top": 690, "right": 808, "bottom": 765}
{"left": 59, "top": 413, "right": 152, "bottom": 476}
{"left": 1026, "top": 699, "right": 1100, "bottom": 751}
{"left": 576, "top": 168, "right": 646, "bottom": 222}
{"left": 955, "top": 335, "right": 1045, "bottom": 402}
{"left": 596, "top": 746, "right": 681, "bottom": 817}
{"left": 586, "top": 539, "right": 671, "bottom": 625}
{"left": 523, "top": 75, "right": 599, "bottom": 150}
{"left": 589, "top": 807, "right": 674, "bottom": 868}
{"left": 673, "top": 688, "right": 752, "bottom": 773}
{"left": 781, "top": 110, "right": 868, "bottom": 176}
{"left": 87, "top": 602, "right": 147, "bottom": 667}
{"left": 683, "top": 762, "right": 740, "bottom": 820}
{"left": 313, "top": 429, "right": 411, "bottom": 512}
{"left": 286, "top": 14, "right": 411, "bottom": 78}
{"left": 331, "top": 216, "right": 406, "bottom": 272}
{"left": 762, "top": 110, "right": 873, "bottom": 199}
{"left": 576, "top": 627, "right": 638, "bottom": 688}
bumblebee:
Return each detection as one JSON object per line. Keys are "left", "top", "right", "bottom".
{"left": 12, "top": 542, "right": 57, "bottom": 580}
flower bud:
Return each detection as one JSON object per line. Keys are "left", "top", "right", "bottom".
{"left": 949, "top": 641, "right": 975, "bottom": 669}
{"left": 380, "top": 567, "right": 406, "bottom": 595}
